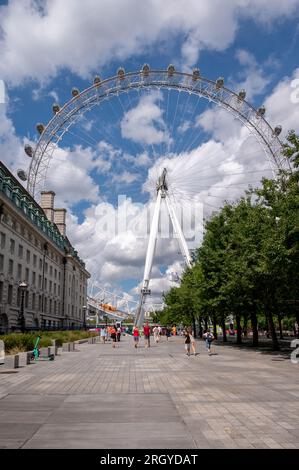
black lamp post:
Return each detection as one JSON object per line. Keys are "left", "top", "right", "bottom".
{"left": 18, "top": 281, "right": 28, "bottom": 333}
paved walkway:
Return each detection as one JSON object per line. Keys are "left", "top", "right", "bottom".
{"left": 0, "top": 335, "right": 298, "bottom": 449}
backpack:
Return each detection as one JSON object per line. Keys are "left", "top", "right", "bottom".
{"left": 206, "top": 333, "right": 213, "bottom": 342}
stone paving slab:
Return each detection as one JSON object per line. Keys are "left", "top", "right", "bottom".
{"left": 0, "top": 335, "right": 298, "bottom": 449}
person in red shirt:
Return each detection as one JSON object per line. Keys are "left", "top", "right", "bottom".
{"left": 133, "top": 326, "right": 140, "bottom": 348}
{"left": 143, "top": 321, "right": 151, "bottom": 348}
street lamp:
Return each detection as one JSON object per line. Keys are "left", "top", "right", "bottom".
{"left": 18, "top": 281, "right": 28, "bottom": 333}
{"left": 82, "top": 305, "right": 87, "bottom": 330}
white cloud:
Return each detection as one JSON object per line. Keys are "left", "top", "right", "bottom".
{"left": 231, "top": 49, "right": 272, "bottom": 100}
{"left": 112, "top": 170, "right": 139, "bottom": 185}
{"left": 0, "top": 102, "right": 28, "bottom": 177}
{"left": 265, "top": 68, "right": 299, "bottom": 136}
{"left": 1, "top": 0, "right": 299, "bottom": 85}
{"left": 121, "top": 91, "right": 171, "bottom": 146}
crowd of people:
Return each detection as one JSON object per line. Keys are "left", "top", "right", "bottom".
{"left": 97, "top": 322, "right": 215, "bottom": 356}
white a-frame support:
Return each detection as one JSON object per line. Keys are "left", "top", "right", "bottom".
{"left": 134, "top": 168, "right": 192, "bottom": 327}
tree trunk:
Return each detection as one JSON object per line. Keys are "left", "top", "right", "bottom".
{"left": 278, "top": 313, "right": 283, "bottom": 340}
{"left": 267, "top": 311, "right": 280, "bottom": 351}
{"left": 204, "top": 317, "right": 208, "bottom": 331}
{"left": 236, "top": 314, "right": 242, "bottom": 344}
{"left": 221, "top": 317, "right": 227, "bottom": 342}
{"left": 191, "top": 314, "right": 196, "bottom": 338}
{"left": 198, "top": 316, "right": 203, "bottom": 338}
{"left": 213, "top": 316, "right": 218, "bottom": 339}
{"left": 251, "top": 309, "right": 259, "bottom": 347}
{"left": 243, "top": 315, "right": 248, "bottom": 338}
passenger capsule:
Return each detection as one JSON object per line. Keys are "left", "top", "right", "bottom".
{"left": 274, "top": 125, "right": 282, "bottom": 136}
{"left": 192, "top": 68, "right": 200, "bottom": 80}
{"left": 94, "top": 75, "right": 101, "bottom": 85}
{"left": 238, "top": 89, "right": 246, "bottom": 100}
{"left": 24, "top": 144, "right": 33, "bottom": 157}
{"left": 52, "top": 103, "right": 60, "bottom": 114}
{"left": 167, "top": 64, "right": 175, "bottom": 77}
{"left": 71, "top": 87, "right": 80, "bottom": 97}
{"left": 117, "top": 67, "right": 125, "bottom": 79}
{"left": 142, "top": 64, "right": 150, "bottom": 76}
{"left": 36, "top": 123, "right": 45, "bottom": 134}
{"left": 215, "top": 77, "right": 224, "bottom": 89}
{"left": 17, "top": 169, "right": 27, "bottom": 181}
{"left": 257, "top": 106, "right": 266, "bottom": 117}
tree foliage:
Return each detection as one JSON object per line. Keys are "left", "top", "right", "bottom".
{"left": 161, "top": 132, "right": 299, "bottom": 350}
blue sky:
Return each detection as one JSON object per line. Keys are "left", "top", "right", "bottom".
{"left": 0, "top": 0, "right": 299, "bottom": 308}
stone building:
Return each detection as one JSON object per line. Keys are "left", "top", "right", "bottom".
{"left": 0, "top": 161, "right": 90, "bottom": 333}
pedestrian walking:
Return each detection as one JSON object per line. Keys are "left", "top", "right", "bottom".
{"left": 143, "top": 321, "right": 151, "bottom": 348}
{"left": 117, "top": 326, "right": 121, "bottom": 342}
{"left": 133, "top": 325, "right": 140, "bottom": 348}
{"left": 166, "top": 327, "right": 171, "bottom": 340}
{"left": 153, "top": 326, "right": 159, "bottom": 343}
{"left": 100, "top": 327, "right": 107, "bottom": 343}
{"left": 187, "top": 326, "right": 197, "bottom": 355}
{"left": 184, "top": 329, "right": 191, "bottom": 356}
{"left": 203, "top": 329, "right": 214, "bottom": 355}
{"left": 110, "top": 326, "right": 117, "bottom": 348}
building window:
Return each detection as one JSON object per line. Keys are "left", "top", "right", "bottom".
{"left": 26, "top": 250, "right": 30, "bottom": 263}
{"left": 18, "top": 244, "right": 23, "bottom": 258}
{"left": 0, "top": 232, "right": 5, "bottom": 249}
{"left": 7, "top": 285, "right": 13, "bottom": 305}
{"left": 58, "top": 285, "right": 60, "bottom": 296}
{"left": 50, "top": 266, "right": 53, "bottom": 276}
{"left": 17, "top": 263, "right": 22, "bottom": 280}
{"left": 8, "top": 259, "right": 13, "bottom": 276}
{"left": 39, "top": 295, "right": 42, "bottom": 311}
{"left": 10, "top": 239, "right": 15, "bottom": 255}
{"left": 32, "top": 293, "right": 36, "bottom": 310}
{"left": 32, "top": 271, "right": 36, "bottom": 286}
{"left": 25, "top": 291, "right": 29, "bottom": 308}
{"left": 33, "top": 254, "right": 37, "bottom": 267}
{"left": 49, "top": 280, "right": 52, "bottom": 293}
{"left": 54, "top": 283, "right": 56, "bottom": 295}
{"left": 39, "top": 258, "right": 42, "bottom": 270}
{"left": 49, "top": 299, "right": 52, "bottom": 314}
{"left": 45, "top": 263, "right": 48, "bottom": 274}
{"left": 54, "top": 269, "right": 57, "bottom": 279}
{"left": 0, "top": 254, "right": 4, "bottom": 272}
{"left": 39, "top": 275, "right": 42, "bottom": 289}
{"left": 44, "top": 297, "right": 47, "bottom": 313}
{"left": 0, "top": 281, "right": 3, "bottom": 303}
{"left": 44, "top": 279, "right": 47, "bottom": 290}
{"left": 25, "top": 268, "right": 29, "bottom": 282}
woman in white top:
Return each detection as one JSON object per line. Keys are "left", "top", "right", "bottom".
{"left": 187, "top": 326, "right": 196, "bottom": 355}
{"left": 100, "top": 327, "right": 107, "bottom": 343}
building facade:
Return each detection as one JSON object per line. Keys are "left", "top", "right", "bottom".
{"left": 0, "top": 161, "right": 90, "bottom": 333}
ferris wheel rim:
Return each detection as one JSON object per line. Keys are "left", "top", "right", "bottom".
{"left": 26, "top": 67, "right": 289, "bottom": 198}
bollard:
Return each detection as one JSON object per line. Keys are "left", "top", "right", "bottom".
{"left": 4, "top": 354, "right": 19, "bottom": 369}
{"left": 26, "top": 351, "right": 32, "bottom": 365}
{"left": 62, "top": 342, "right": 70, "bottom": 352}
